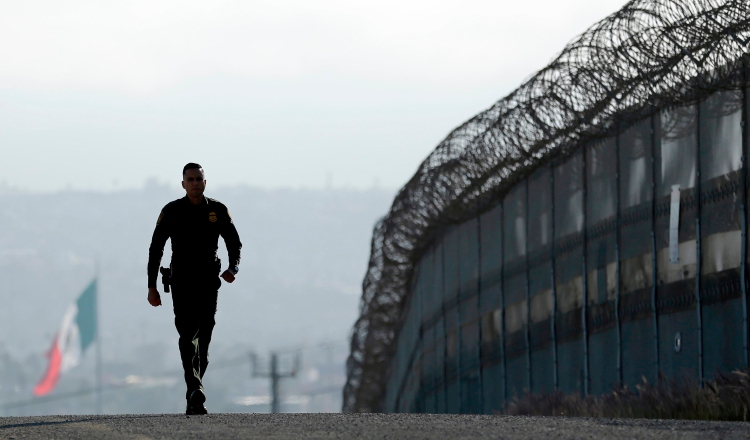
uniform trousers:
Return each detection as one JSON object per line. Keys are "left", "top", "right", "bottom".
{"left": 171, "top": 276, "right": 220, "bottom": 400}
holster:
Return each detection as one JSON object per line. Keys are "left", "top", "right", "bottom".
{"left": 159, "top": 266, "right": 172, "bottom": 293}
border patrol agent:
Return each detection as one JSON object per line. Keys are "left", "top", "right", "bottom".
{"left": 146, "top": 163, "right": 242, "bottom": 415}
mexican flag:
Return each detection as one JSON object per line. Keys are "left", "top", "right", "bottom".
{"left": 34, "top": 280, "right": 98, "bottom": 396}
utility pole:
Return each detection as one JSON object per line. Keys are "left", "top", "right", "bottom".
{"left": 250, "top": 351, "right": 300, "bottom": 413}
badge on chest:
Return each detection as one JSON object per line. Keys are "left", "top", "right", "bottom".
{"left": 208, "top": 211, "right": 218, "bottom": 223}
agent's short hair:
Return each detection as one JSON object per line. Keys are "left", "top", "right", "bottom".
{"left": 183, "top": 163, "right": 204, "bottom": 176}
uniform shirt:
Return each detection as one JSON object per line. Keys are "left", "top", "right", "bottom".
{"left": 147, "top": 195, "right": 242, "bottom": 288}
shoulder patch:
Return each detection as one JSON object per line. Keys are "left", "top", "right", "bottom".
{"left": 156, "top": 211, "right": 164, "bottom": 225}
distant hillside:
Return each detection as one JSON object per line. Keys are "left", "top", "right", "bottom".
{"left": 0, "top": 184, "right": 393, "bottom": 368}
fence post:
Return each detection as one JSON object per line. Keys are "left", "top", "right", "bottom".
{"left": 651, "top": 110, "right": 660, "bottom": 378}
{"left": 456, "top": 228, "right": 463, "bottom": 413}
{"left": 615, "top": 122, "right": 623, "bottom": 387}
{"left": 476, "top": 213, "right": 485, "bottom": 412}
{"left": 500, "top": 202, "right": 507, "bottom": 405}
{"left": 525, "top": 180, "right": 532, "bottom": 392}
{"left": 441, "top": 243, "right": 449, "bottom": 410}
{"left": 741, "top": 63, "right": 749, "bottom": 367}
{"left": 696, "top": 99, "right": 704, "bottom": 386}
{"left": 582, "top": 149, "right": 590, "bottom": 396}
{"left": 551, "top": 165, "right": 559, "bottom": 390}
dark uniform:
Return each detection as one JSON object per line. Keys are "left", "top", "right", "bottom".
{"left": 147, "top": 195, "right": 242, "bottom": 400}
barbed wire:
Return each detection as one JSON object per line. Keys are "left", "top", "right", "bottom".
{"left": 343, "top": 0, "right": 750, "bottom": 413}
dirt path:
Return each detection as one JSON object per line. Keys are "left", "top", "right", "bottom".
{"left": 2, "top": 413, "right": 750, "bottom": 439}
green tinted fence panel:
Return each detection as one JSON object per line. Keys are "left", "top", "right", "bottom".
{"left": 585, "top": 138, "right": 619, "bottom": 395}
{"left": 655, "top": 104, "right": 699, "bottom": 383}
{"left": 699, "top": 91, "right": 745, "bottom": 378}
{"left": 619, "top": 118, "right": 658, "bottom": 389}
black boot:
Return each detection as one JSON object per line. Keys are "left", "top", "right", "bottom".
{"left": 186, "top": 389, "right": 208, "bottom": 415}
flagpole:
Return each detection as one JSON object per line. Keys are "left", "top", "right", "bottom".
{"left": 95, "top": 258, "right": 103, "bottom": 415}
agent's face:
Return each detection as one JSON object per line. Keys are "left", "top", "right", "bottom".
{"left": 182, "top": 168, "right": 206, "bottom": 198}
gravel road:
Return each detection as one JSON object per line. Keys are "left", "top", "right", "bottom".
{"left": 2, "top": 413, "right": 750, "bottom": 439}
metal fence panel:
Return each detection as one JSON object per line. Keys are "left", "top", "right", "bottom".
{"left": 480, "top": 204, "right": 503, "bottom": 315}
{"left": 505, "top": 356, "right": 527, "bottom": 399}
{"left": 530, "top": 262, "right": 554, "bottom": 394}
{"left": 658, "top": 309, "right": 699, "bottom": 380}
{"left": 445, "top": 382, "right": 460, "bottom": 414}
{"left": 445, "top": 226, "right": 462, "bottom": 414}
{"left": 619, "top": 118, "right": 657, "bottom": 388}
{"left": 482, "top": 363, "right": 504, "bottom": 414}
{"left": 434, "top": 240, "right": 447, "bottom": 414}
{"left": 420, "top": 248, "right": 436, "bottom": 413}
{"left": 588, "top": 329, "right": 619, "bottom": 394}
{"left": 621, "top": 320, "right": 656, "bottom": 388}
{"left": 554, "top": 152, "right": 585, "bottom": 394}
{"left": 504, "top": 183, "right": 527, "bottom": 264}
{"left": 531, "top": 346, "right": 554, "bottom": 394}
{"left": 479, "top": 204, "right": 504, "bottom": 413}
{"left": 459, "top": 218, "right": 482, "bottom": 413}
{"left": 699, "top": 91, "right": 743, "bottom": 184}
{"left": 655, "top": 105, "right": 699, "bottom": 382}
{"left": 443, "top": 226, "right": 461, "bottom": 406}
{"left": 555, "top": 152, "right": 585, "bottom": 237}
{"left": 459, "top": 219, "right": 482, "bottom": 414}
{"left": 587, "top": 138, "right": 618, "bottom": 225}
{"left": 620, "top": 120, "right": 654, "bottom": 211}
{"left": 444, "top": 226, "right": 462, "bottom": 301}
{"left": 528, "top": 167, "right": 554, "bottom": 393}
{"left": 557, "top": 339, "right": 584, "bottom": 395}
{"left": 585, "top": 138, "right": 619, "bottom": 394}
{"left": 699, "top": 90, "right": 744, "bottom": 376}
{"left": 503, "top": 183, "right": 529, "bottom": 397}
{"left": 702, "top": 300, "right": 744, "bottom": 374}
{"left": 459, "top": 218, "right": 480, "bottom": 302}
{"left": 529, "top": 167, "right": 553, "bottom": 252}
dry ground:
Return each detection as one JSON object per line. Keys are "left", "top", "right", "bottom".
{"left": 2, "top": 413, "right": 750, "bottom": 439}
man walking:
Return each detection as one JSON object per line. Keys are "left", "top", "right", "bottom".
{"left": 146, "top": 163, "right": 242, "bottom": 415}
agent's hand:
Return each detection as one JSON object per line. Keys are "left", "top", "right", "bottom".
{"left": 148, "top": 287, "right": 162, "bottom": 307}
{"left": 220, "top": 269, "right": 236, "bottom": 284}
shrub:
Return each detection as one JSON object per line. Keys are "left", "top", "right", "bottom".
{"left": 502, "top": 368, "right": 750, "bottom": 421}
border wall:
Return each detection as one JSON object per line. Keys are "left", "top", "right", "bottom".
{"left": 384, "top": 88, "right": 747, "bottom": 413}
{"left": 344, "top": 0, "right": 750, "bottom": 413}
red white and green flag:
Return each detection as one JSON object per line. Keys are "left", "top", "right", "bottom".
{"left": 34, "top": 280, "right": 98, "bottom": 396}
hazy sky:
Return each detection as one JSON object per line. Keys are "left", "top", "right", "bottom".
{"left": 0, "top": 0, "right": 628, "bottom": 193}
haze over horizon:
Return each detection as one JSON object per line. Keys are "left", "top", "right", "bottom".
{"left": 1, "top": 0, "right": 629, "bottom": 194}
{"left": 0, "top": 185, "right": 394, "bottom": 413}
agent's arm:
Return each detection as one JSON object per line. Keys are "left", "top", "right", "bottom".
{"left": 146, "top": 209, "right": 170, "bottom": 306}
{"left": 219, "top": 205, "right": 242, "bottom": 283}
